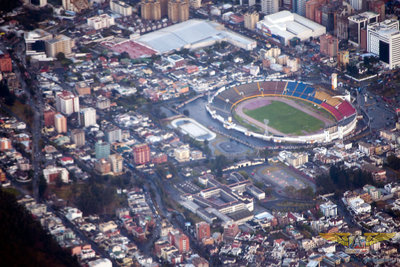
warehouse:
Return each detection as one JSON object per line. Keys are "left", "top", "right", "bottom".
{"left": 136, "top": 19, "right": 257, "bottom": 53}
{"left": 256, "top": 11, "right": 326, "bottom": 45}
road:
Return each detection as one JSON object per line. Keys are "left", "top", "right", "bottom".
{"left": 10, "top": 39, "right": 44, "bottom": 200}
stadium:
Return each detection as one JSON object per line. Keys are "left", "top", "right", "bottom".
{"left": 206, "top": 80, "right": 358, "bottom": 144}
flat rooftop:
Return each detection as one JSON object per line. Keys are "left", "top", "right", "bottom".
{"left": 136, "top": 19, "right": 256, "bottom": 53}
{"left": 102, "top": 40, "right": 157, "bottom": 59}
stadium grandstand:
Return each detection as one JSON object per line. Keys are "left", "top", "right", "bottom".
{"left": 207, "top": 80, "right": 358, "bottom": 144}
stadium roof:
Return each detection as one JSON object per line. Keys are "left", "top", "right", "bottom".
{"left": 137, "top": 19, "right": 256, "bottom": 53}
{"left": 257, "top": 11, "right": 326, "bottom": 45}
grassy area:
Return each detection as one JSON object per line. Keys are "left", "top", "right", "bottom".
{"left": 293, "top": 98, "right": 335, "bottom": 121}
{"left": 233, "top": 111, "right": 263, "bottom": 134}
{"left": 5, "top": 100, "right": 34, "bottom": 128}
{"left": 244, "top": 101, "right": 324, "bottom": 135}
{"left": 2, "top": 187, "right": 21, "bottom": 198}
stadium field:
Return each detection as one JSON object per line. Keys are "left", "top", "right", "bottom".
{"left": 244, "top": 101, "right": 324, "bottom": 135}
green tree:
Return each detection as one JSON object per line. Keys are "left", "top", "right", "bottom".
{"left": 386, "top": 155, "right": 400, "bottom": 170}
{"left": 38, "top": 175, "right": 47, "bottom": 199}
{"left": 56, "top": 52, "right": 66, "bottom": 61}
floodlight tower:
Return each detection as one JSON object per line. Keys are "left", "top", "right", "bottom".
{"left": 225, "top": 98, "right": 230, "bottom": 110}
{"left": 264, "top": 119, "right": 269, "bottom": 136}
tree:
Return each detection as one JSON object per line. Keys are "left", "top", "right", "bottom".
{"left": 183, "top": 109, "right": 190, "bottom": 116}
{"left": 38, "top": 175, "right": 47, "bottom": 199}
{"left": 119, "top": 51, "right": 130, "bottom": 59}
{"left": 0, "top": 0, "right": 22, "bottom": 12}
{"left": 56, "top": 52, "right": 66, "bottom": 61}
{"left": 55, "top": 174, "right": 63, "bottom": 188}
{"left": 386, "top": 155, "right": 400, "bottom": 170}
{"left": 212, "top": 155, "right": 229, "bottom": 178}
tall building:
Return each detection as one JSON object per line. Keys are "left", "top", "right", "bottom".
{"left": 306, "top": 0, "right": 324, "bottom": 22}
{"left": 109, "top": 154, "right": 124, "bottom": 175}
{"left": 62, "top": 0, "right": 90, "bottom": 13}
{"left": 56, "top": 91, "right": 79, "bottom": 116}
{"left": 133, "top": 144, "right": 151, "bottom": 165}
{"left": 110, "top": 0, "right": 133, "bottom": 16}
{"left": 320, "top": 34, "right": 338, "bottom": 57}
{"left": 223, "top": 222, "right": 240, "bottom": 242}
{"left": 367, "top": 20, "right": 400, "bottom": 70}
{"left": 54, "top": 113, "right": 67, "bottom": 133}
{"left": 95, "top": 158, "right": 111, "bottom": 175}
{"left": 30, "top": 0, "right": 47, "bottom": 7}
{"left": 368, "top": 0, "right": 385, "bottom": 22}
{"left": 292, "top": 0, "right": 307, "bottom": 17}
{"left": 43, "top": 108, "right": 56, "bottom": 127}
{"left": 87, "top": 14, "right": 115, "bottom": 30}
{"left": 320, "top": 201, "right": 337, "bottom": 217}
{"left": 168, "top": 230, "right": 190, "bottom": 253}
{"left": 195, "top": 222, "right": 210, "bottom": 242}
{"left": 348, "top": 11, "right": 379, "bottom": 46}
{"left": 43, "top": 166, "right": 69, "bottom": 184}
{"left": 0, "top": 53, "right": 12, "bottom": 72}
{"left": 0, "top": 138, "right": 12, "bottom": 151}
{"left": 282, "top": 0, "right": 291, "bottom": 10}
{"left": 244, "top": 11, "right": 259, "bottom": 30}
{"left": 336, "top": 15, "right": 349, "bottom": 40}
{"left": 95, "top": 141, "right": 110, "bottom": 160}
{"left": 141, "top": 0, "right": 162, "bottom": 21}
{"left": 24, "top": 29, "right": 53, "bottom": 59}
{"left": 168, "top": 0, "right": 189, "bottom": 23}
{"left": 105, "top": 126, "right": 122, "bottom": 143}
{"left": 71, "top": 129, "right": 85, "bottom": 147}
{"left": 261, "top": 0, "right": 279, "bottom": 15}
{"left": 337, "top": 50, "right": 349, "bottom": 68}
{"left": 79, "top": 107, "right": 96, "bottom": 127}
{"left": 240, "top": 0, "right": 256, "bottom": 6}
{"left": 45, "top": 34, "right": 74, "bottom": 58}
{"left": 160, "top": 0, "right": 168, "bottom": 17}
{"left": 349, "top": 0, "right": 363, "bottom": 11}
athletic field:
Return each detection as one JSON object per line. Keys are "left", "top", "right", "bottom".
{"left": 244, "top": 100, "right": 324, "bottom": 135}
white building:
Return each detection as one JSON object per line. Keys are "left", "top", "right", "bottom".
{"left": 87, "top": 14, "right": 115, "bottom": 30}
{"left": 24, "top": 29, "right": 53, "bottom": 60}
{"left": 110, "top": 0, "right": 132, "bottom": 16}
{"left": 88, "top": 258, "right": 112, "bottom": 267}
{"left": 65, "top": 207, "right": 83, "bottom": 221}
{"left": 79, "top": 107, "right": 97, "bottom": 127}
{"left": 56, "top": 91, "right": 80, "bottom": 115}
{"left": 174, "top": 147, "right": 190, "bottom": 162}
{"left": 261, "top": 0, "right": 279, "bottom": 15}
{"left": 367, "top": 19, "right": 400, "bottom": 70}
{"left": 256, "top": 11, "right": 326, "bottom": 45}
{"left": 109, "top": 154, "right": 123, "bottom": 174}
{"left": 349, "top": 0, "right": 363, "bottom": 11}
{"left": 320, "top": 201, "right": 337, "bottom": 218}
{"left": 43, "top": 166, "right": 69, "bottom": 184}
{"left": 137, "top": 19, "right": 257, "bottom": 53}
{"left": 105, "top": 126, "right": 122, "bottom": 143}
{"left": 348, "top": 197, "right": 371, "bottom": 215}
{"left": 348, "top": 12, "right": 379, "bottom": 46}
{"left": 45, "top": 34, "right": 74, "bottom": 58}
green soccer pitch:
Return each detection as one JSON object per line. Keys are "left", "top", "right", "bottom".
{"left": 243, "top": 100, "right": 325, "bottom": 135}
